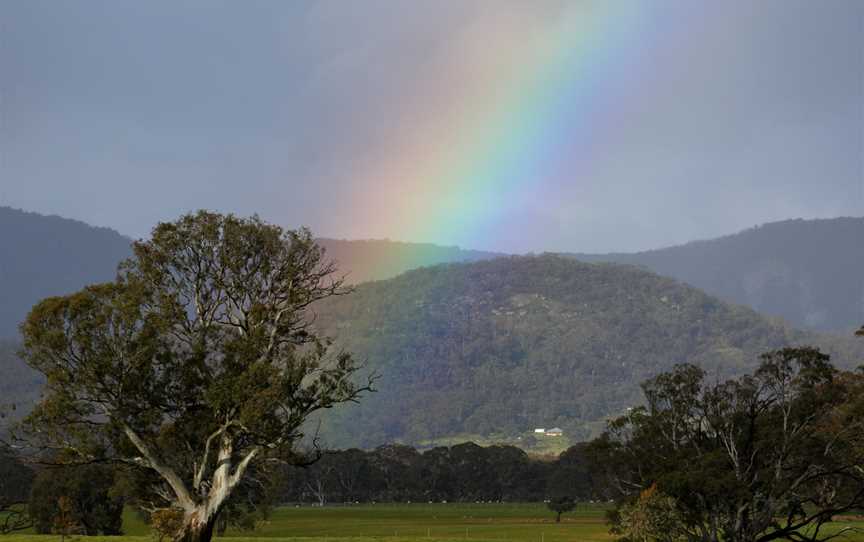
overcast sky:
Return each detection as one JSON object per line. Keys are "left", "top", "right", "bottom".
{"left": 1, "top": 0, "right": 862, "bottom": 253}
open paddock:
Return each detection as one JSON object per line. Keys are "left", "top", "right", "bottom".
{"left": 4, "top": 503, "right": 863, "bottom": 542}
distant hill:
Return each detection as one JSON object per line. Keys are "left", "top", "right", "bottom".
{"left": 569, "top": 217, "right": 864, "bottom": 333}
{"left": 317, "top": 238, "right": 500, "bottom": 284}
{"left": 0, "top": 339, "right": 41, "bottom": 423}
{"left": 3, "top": 208, "right": 859, "bottom": 338}
{"left": 0, "top": 207, "right": 133, "bottom": 338}
{"left": 0, "top": 208, "right": 500, "bottom": 338}
{"left": 312, "top": 255, "right": 864, "bottom": 448}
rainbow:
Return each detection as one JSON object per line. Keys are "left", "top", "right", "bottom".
{"left": 347, "top": 2, "right": 647, "bottom": 254}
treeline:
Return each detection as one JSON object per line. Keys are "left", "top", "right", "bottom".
{"left": 0, "top": 441, "right": 598, "bottom": 535}
{"left": 278, "top": 442, "right": 598, "bottom": 504}
{"left": 0, "top": 451, "right": 122, "bottom": 536}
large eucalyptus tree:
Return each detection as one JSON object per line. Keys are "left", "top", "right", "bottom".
{"left": 15, "top": 211, "right": 372, "bottom": 542}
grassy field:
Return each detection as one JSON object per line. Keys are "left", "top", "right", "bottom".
{"left": 4, "top": 503, "right": 863, "bottom": 542}
{"left": 241, "top": 503, "right": 612, "bottom": 542}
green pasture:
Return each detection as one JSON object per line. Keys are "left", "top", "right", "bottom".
{"left": 5, "top": 503, "right": 863, "bottom": 542}
{"left": 244, "top": 503, "right": 612, "bottom": 542}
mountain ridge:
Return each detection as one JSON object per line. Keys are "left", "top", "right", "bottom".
{"left": 1, "top": 208, "right": 861, "bottom": 338}
{"left": 567, "top": 216, "right": 864, "bottom": 332}
{"left": 0, "top": 206, "right": 134, "bottom": 338}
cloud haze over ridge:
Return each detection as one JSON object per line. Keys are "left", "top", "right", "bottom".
{"left": 1, "top": 0, "right": 861, "bottom": 253}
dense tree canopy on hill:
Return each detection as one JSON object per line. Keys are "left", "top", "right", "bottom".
{"left": 312, "top": 255, "right": 864, "bottom": 448}
{"left": 571, "top": 217, "right": 864, "bottom": 332}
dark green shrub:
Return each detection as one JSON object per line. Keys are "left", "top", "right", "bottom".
{"left": 29, "top": 464, "right": 123, "bottom": 535}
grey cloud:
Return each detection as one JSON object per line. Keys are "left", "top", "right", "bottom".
{"left": 0, "top": 0, "right": 860, "bottom": 252}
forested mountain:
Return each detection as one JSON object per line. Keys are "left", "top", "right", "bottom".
{"left": 0, "top": 207, "right": 132, "bottom": 337}
{"left": 2, "top": 209, "right": 861, "bottom": 449}
{"left": 569, "top": 217, "right": 864, "bottom": 332}
{"left": 316, "top": 238, "right": 500, "bottom": 284}
{"left": 312, "top": 255, "right": 864, "bottom": 448}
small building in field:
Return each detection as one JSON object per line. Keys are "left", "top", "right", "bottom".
{"left": 534, "top": 428, "right": 546, "bottom": 434}
{"left": 546, "top": 427, "right": 564, "bottom": 437}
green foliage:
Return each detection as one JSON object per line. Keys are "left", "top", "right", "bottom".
{"left": 611, "top": 484, "right": 685, "bottom": 542}
{"left": 313, "top": 255, "right": 864, "bottom": 447}
{"left": 29, "top": 465, "right": 124, "bottom": 536}
{"left": 0, "top": 446, "right": 34, "bottom": 534}
{"left": 15, "top": 212, "right": 372, "bottom": 542}
{"left": 593, "top": 347, "right": 864, "bottom": 542}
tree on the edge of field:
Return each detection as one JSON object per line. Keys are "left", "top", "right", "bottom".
{"left": 0, "top": 445, "right": 34, "bottom": 535}
{"left": 610, "top": 483, "right": 686, "bottom": 542}
{"left": 53, "top": 496, "right": 83, "bottom": 542}
{"left": 13, "top": 211, "right": 374, "bottom": 542}
{"left": 28, "top": 464, "right": 124, "bottom": 535}
{"left": 592, "top": 347, "right": 864, "bottom": 542}
{"left": 546, "top": 496, "right": 576, "bottom": 523}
